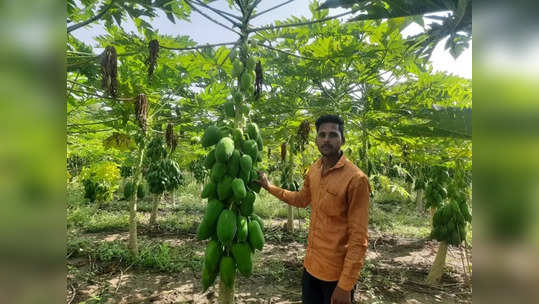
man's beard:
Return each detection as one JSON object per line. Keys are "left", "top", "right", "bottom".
{"left": 320, "top": 145, "right": 338, "bottom": 157}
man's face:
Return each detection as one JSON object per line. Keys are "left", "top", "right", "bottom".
{"left": 316, "top": 122, "right": 343, "bottom": 157}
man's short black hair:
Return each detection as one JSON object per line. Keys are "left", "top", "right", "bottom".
{"left": 315, "top": 114, "right": 345, "bottom": 143}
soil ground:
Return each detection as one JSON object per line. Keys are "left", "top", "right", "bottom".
{"left": 67, "top": 217, "right": 472, "bottom": 304}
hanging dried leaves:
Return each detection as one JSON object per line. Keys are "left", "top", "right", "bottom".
{"left": 165, "top": 123, "right": 178, "bottom": 152}
{"left": 101, "top": 46, "right": 118, "bottom": 98}
{"left": 146, "top": 39, "right": 159, "bottom": 85}
{"left": 134, "top": 93, "right": 148, "bottom": 133}
{"left": 298, "top": 120, "right": 311, "bottom": 143}
{"left": 281, "top": 142, "right": 287, "bottom": 161}
{"left": 254, "top": 60, "right": 263, "bottom": 100}
{"left": 296, "top": 120, "right": 311, "bottom": 152}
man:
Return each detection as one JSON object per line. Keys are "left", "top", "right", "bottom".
{"left": 256, "top": 114, "right": 370, "bottom": 304}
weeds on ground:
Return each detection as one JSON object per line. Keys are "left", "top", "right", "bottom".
{"left": 67, "top": 237, "right": 203, "bottom": 273}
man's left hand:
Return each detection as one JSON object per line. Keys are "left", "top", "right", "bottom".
{"left": 331, "top": 286, "right": 351, "bottom": 304}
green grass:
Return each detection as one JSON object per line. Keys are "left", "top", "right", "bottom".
{"left": 68, "top": 175, "right": 471, "bottom": 242}
{"left": 67, "top": 236, "right": 203, "bottom": 273}
{"left": 67, "top": 206, "right": 141, "bottom": 233}
{"left": 155, "top": 210, "right": 199, "bottom": 233}
{"left": 369, "top": 200, "right": 431, "bottom": 238}
{"left": 253, "top": 190, "right": 309, "bottom": 220}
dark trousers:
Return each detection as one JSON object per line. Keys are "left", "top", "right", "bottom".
{"left": 301, "top": 268, "right": 355, "bottom": 304}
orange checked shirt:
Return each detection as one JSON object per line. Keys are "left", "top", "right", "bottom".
{"left": 267, "top": 154, "right": 370, "bottom": 291}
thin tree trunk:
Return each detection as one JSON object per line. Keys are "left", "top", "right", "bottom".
{"left": 218, "top": 280, "right": 235, "bottom": 304}
{"left": 415, "top": 189, "right": 424, "bottom": 213}
{"left": 287, "top": 205, "right": 294, "bottom": 233}
{"left": 169, "top": 190, "right": 175, "bottom": 207}
{"left": 459, "top": 245, "right": 471, "bottom": 286}
{"left": 129, "top": 145, "right": 145, "bottom": 256}
{"left": 426, "top": 241, "right": 449, "bottom": 285}
{"left": 361, "top": 128, "right": 368, "bottom": 170}
{"left": 149, "top": 193, "right": 160, "bottom": 226}
{"left": 128, "top": 193, "right": 139, "bottom": 255}
{"left": 119, "top": 177, "right": 126, "bottom": 198}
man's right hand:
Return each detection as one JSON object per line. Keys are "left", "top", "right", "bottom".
{"left": 254, "top": 171, "right": 270, "bottom": 190}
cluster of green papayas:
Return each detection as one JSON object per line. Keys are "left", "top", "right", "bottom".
{"left": 424, "top": 167, "right": 450, "bottom": 209}
{"left": 431, "top": 200, "right": 471, "bottom": 246}
{"left": 231, "top": 42, "right": 257, "bottom": 97}
{"left": 198, "top": 122, "right": 266, "bottom": 291}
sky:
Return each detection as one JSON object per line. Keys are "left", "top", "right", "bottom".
{"left": 73, "top": 0, "right": 471, "bottom": 79}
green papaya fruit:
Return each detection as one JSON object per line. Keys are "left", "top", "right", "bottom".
{"left": 197, "top": 221, "right": 212, "bottom": 240}
{"left": 204, "top": 240, "right": 222, "bottom": 274}
{"left": 251, "top": 214, "right": 264, "bottom": 232}
{"left": 224, "top": 101, "right": 236, "bottom": 118}
{"left": 239, "top": 193, "right": 254, "bottom": 216}
{"left": 205, "top": 149, "right": 216, "bottom": 169}
{"left": 248, "top": 220, "right": 264, "bottom": 250}
{"left": 256, "top": 135, "right": 263, "bottom": 151}
{"left": 246, "top": 123, "right": 259, "bottom": 141}
{"left": 242, "top": 140, "right": 258, "bottom": 161}
{"left": 232, "top": 61, "right": 243, "bottom": 78}
{"left": 219, "top": 256, "right": 236, "bottom": 288}
{"left": 202, "top": 260, "right": 218, "bottom": 292}
{"left": 239, "top": 154, "right": 252, "bottom": 174}
{"left": 246, "top": 56, "right": 256, "bottom": 71}
{"left": 227, "top": 150, "right": 241, "bottom": 177}
{"left": 215, "top": 137, "right": 235, "bottom": 163}
{"left": 211, "top": 162, "right": 227, "bottom": 182}
{"left": 201, "top": 181, "right": 217, "bottom": 199}
{"left": 236, "top": 215, "right": 248, "bottom": 242}
{"left": 217, "top": 210, "right": 237, "bottom": 245}
{"left": 238, "top": 166, "right": 249, "bottom": 184}
{"left": 231, "top": 128, "right": 244, "bottom": 147}
{"left": 201, "top": 126, "right": 221, "bottom": 147}
{"left": 203, "top": 199, "right": 225, "bottom": 229}
{"left": 232, "top": 242, "right": 252, "bottom": 276}
{"left": 231, "top": 178, "right": 247, "bottom": 200}
{"left": 217, "top": 176, "right": 234, "bottom": 201}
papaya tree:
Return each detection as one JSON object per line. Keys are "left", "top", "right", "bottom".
{"left": 119, "top": 163, "right": 132, "bottom": 198}
{"left": 164, "top": 123, "right": 183, "bottom": 206}
{"left": 426, "top": 162, "right": 472, "bottom": 285}
{"left": 279, "top": 142, "right": 297, "bottom": 232}
{"left": 145, "top": 135, "right": 168, "bottom": 226}
{"left": 195, "top": 1, "right": 268, "bottom": 302}
{"left": 127, "top": 93, "right": 149, "bottom": 255}
{"left": 279, "top": 119, "right": 312, "bottom": 233}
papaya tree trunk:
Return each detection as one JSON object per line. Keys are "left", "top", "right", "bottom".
{"left": 129, "top": 144, "right": 145, "bottom": 256}
{"left": 149, "top": 193, "right": 161, "bottom": 226}
{"left": 169, "top": 190, "right": 175, "bottom": 207}
{"left": 119, "top": 177, "right": 126, "bottom": 198}
{"left": 128, "top": 193, "right": 139, "bottom": 255}
{"left": 415, "top": 189, "right": 424, "bottom": 213}
{"left": 426, "top": 241, "right": 449, "bottom": 285}
{"left": 218, "top": 281, "right": 234, "bottom": 304}
{"left": 361, "top": 128, "right": 368, "bottom": 171}
{"left": 287, "top": 205, "right": 294, "bottom": 233}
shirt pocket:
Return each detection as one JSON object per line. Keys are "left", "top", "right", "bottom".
{"left": 319, "top": 188, "right": 344, "bottom": 217}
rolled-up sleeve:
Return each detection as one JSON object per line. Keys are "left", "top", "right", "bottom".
{"left": 337, "top": 175, "right": 370, "bottom": 291}
{"left": 267, "top": 170, "right": 311, "bottom": 208}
